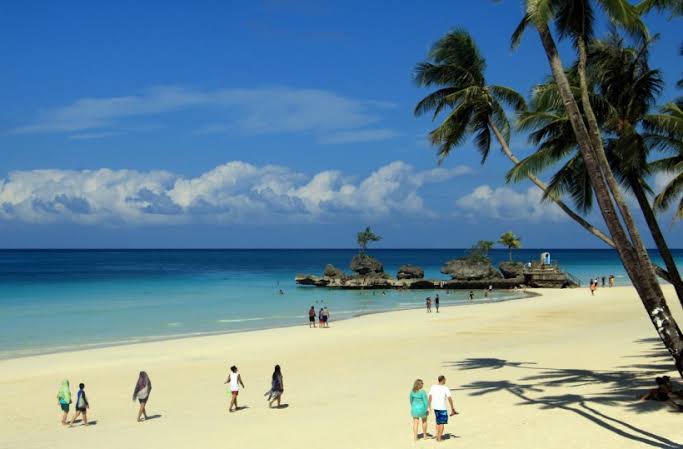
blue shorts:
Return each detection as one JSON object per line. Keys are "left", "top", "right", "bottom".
{"left": 434, "top": 409, "right": 448, "bottom": 425}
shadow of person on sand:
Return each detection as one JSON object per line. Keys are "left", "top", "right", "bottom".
{"left": 143, "top": 414, "right": 162, "bottom": 421}
{"left": 443, "top": 339, "right": 683, "bottom": 449}
{"left": 271, "top": 403, "right": 289, "bottom": 409}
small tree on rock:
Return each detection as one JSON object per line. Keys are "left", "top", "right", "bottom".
{"left": 498, "top": 231, "right": 521, "bottom": 262}
{"left": 357, "top": 227, "right": 381, "bottom": 254}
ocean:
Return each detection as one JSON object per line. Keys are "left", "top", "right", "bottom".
{"left": 1, "top": 248, "right": 681, "bottom": 359}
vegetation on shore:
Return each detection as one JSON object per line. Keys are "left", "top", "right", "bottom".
{"left": 414, "top": 1, "right": 683, "bottom": 378}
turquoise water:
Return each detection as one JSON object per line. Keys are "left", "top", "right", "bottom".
{"left": 0, "top": 249, "right": 681, "bottom": 359}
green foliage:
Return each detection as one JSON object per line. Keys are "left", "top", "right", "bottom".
{"left": 460, "top": 240, "right": 496, "bottom": 263}
{"left": 498, "top": 231, "right": 522, "bottom": 261}
{"left": 413, "top": 29, "right": 525, "bottom": 164}
{"left": 356, "top": 227, "right": 382, "bottom": 253}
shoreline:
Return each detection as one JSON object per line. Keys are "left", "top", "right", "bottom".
{"left": 0, "top": 289, "right": 531, "bottom": 361}
{"left": 1, "top": 285, "right": 681, "bottom": 449}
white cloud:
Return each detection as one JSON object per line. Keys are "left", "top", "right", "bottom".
{"left": 14, "top": 86, "right": 398, "bottom": 142}
{"left": 0, "top": 161, "right": 471, "bottom": 225}
{"left": 456, "top": 185, "right": 566, "bottom": 222}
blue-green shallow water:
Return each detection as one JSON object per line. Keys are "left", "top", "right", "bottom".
{"left": 0, "top": 249, "right": 681, "bottom": 359}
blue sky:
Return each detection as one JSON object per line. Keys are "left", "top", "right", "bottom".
{"left": 0, "top": 0, "right": 681, "bottom": 248}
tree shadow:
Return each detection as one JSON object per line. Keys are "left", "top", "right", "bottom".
{"left": 444, "top": 339, "right": 682, "bottom": 449}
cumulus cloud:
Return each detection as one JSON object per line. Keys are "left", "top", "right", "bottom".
{"left": 0, "top": 161, "right": 471, "bottom": 225}
{"left": 14, "top": 86, "right": 398, "bottom": 143}
{"left": 456, "top": 185, "right": 566, "bottom": 222}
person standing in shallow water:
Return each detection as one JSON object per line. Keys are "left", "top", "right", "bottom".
{"left": 318, "top": 308, "right": 324, "bottom": 328}
{"left": 225, "top": 365, "right": 245, "bottom": 412}
{"left": 434, "top": 294, "right": 440, "bottom": 313}
{"left": 409, "top": 379, "right": 429, "bottom": 441}
{"left": 57, "top": 380, "right": 72, "bottom": 425}
{"left": 308, "top": 306, "right": 316, "bottom": 328}
{"left": 132, "top": 371, "right": 152, "bottom": 422}
{"left": 425, "top": 296, "right": 432, "bottom": 313}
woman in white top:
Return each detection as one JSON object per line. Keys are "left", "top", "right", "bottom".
{"left": 225, "top": 365, "right": 245, "bottom": 412}
{"left": 132, "top": 371, "right": 152, "bottom": 422}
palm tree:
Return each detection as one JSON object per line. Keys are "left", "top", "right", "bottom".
{"left": 513, "top": 0, "right": 683, "bottom": 378}
{"left": 413, "top": 29, "right": 616, "bottom": 250}
{"left": 506, "top": 34, "right": 683, "bottom": 304}
{"left": 646, "top": 102, "right": 683, "bottom": 219}
{"left": 498, "top": 231, "right": 521, "bottom": 262}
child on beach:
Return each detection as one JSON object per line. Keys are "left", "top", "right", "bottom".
{"left": 590, "top": 280, "right": 597, "bottom": 296}
{"left": 69, "top": 383, "right": 89, "bottom": 427}
{"left": 410, "top": 379, "right": 429, "bottom": 441}
{"left": 57, "top": 380, "right": 72, "bottom": 425}
{"left": 132, "top": 371, "right": 152, "bottom": 422}
{"left": 425, "top": 297, "right": 432, "bottom": 313}
{"left": 225, "top": 365, "right": 245, "bottom": 412}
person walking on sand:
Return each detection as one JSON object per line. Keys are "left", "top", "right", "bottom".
{"left": 410, "top": 379, "right": 429, "bottom": 441}
{"left": 132, "top": 371, "right": 152, "bottom": 422}
{"left": 435, "top": 294, "right": 440, "bottom": 313}
{"left": 265, "top": 365, "right": 284, "bottom": 408}
{"left": 225, "top": 365, "right": 245, "bottom": 412}
{"left": 69, "top": 383, "right": 89, "bottom": 427}
{"left": 601, "top": 276, "right": 606, "bottom": 287}
{"left": 609, "top": 274, "right": 615, "bottom": 287}
{"left": 429, "top": 375, "right": 457, "bottom": 442}
{"left": 590, "top": 279, "right": 597, "bottom": 296}
{"left": 425, "top": 296, "right": 432, "bottom": 313}
{"left": 308, "top": 306, "right": 317, "bottom": 328}
{"left": 57, "top": 380, "right": 72, "bottom": 425}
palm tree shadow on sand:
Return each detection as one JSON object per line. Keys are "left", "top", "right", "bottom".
{"left": 444, "top": 339, "right": 682, "bottom": 449}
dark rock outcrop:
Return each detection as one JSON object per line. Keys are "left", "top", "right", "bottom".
{"left": 324, "top": 264, "right": 345, "bottom": 278}
{"left": 441, "top": 259, "right": 502, "bottom": 281}
{"left": 397, "top": 264, "right": 424, "bottom": 280}
{"left": 499, "top": 261, "right": 524, "bottom": 279}
{"left": 350, "top": 254, "right": 384, "bottom": 276}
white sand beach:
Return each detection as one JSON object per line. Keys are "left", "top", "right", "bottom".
{"left": 1, "top": 286, "right": 682, "bottom": 449}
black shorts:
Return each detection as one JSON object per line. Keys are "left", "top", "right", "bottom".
{"left": 76, "top": 407, "right": 87, "bottom": 412}
{"left": 309, "top": 316, "right": 315, "bottom": 322}
{"left": 139, "top": 398, "right": 148, "bottom": 404}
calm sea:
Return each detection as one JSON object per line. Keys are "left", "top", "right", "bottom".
{"left": 1, "top": 249, "right": 681, "bottom": 359}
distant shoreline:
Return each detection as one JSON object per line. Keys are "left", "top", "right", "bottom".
{"left": 0, "top": 289, "right": 531, "bottom": 361}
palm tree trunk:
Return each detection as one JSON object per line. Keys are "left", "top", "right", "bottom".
{"left": 537, "top": 24, "right": 683, "bottom": 379}
{"left": 629, "top": 177, "right": 683, "bottom": 306}
{"left": 488, "top": 119, "right": 677, "bottom": 286}
{"left": 575, "top": 38, "right": 676, "bottom": 306}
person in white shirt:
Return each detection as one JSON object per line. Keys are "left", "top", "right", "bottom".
{"left": 428, "top": 375, "right": 458, "bottom": 441}
{"left": 224, "top": 365, "right": 245, "bottom": 412}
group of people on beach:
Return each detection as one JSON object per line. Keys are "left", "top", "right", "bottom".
{"left": 308, "top": 305, "right": 330, "bottom": 328}
{"left": 57, "top": 371, "right": 151, "bottom": 426}
{"left": 589, "top": 275, "right": 615, "bottom": 295}
{"left": 409, "top": 375, "right": 458, "bottom": 442}
{"left": 224, "top": 364, "right": 285, "bottom": 411}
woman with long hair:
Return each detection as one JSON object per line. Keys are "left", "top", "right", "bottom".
{"left": 409, "top": 379, "right": 429, "bottom": 441}
{"left": 132, "top": 371, "right": 152, "bottom": 422}
{"left": 265, "top": 365, "right": 284, "bottom": 408}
